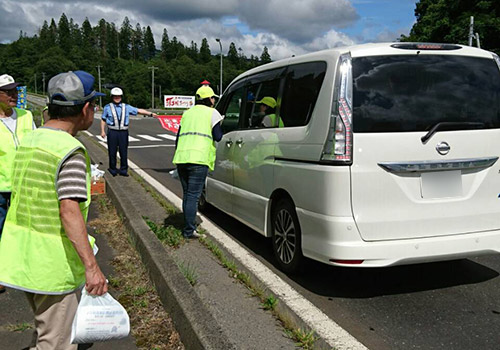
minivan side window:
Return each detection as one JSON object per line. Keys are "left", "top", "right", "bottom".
{"left": 280, "top": 62, "right": 327, "bottom": 127}
{"left": 219, "top": 87, "right": 245, "bottom": 133}
{"left": 243, "top": 79, "right": 282, "bottom": 129}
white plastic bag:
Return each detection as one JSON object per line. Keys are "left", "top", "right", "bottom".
{"left": 91, "top": 163, "right": 105, "bottom": 181}
{"left": 71, "top": 288, "right": 130, "bottom": 344}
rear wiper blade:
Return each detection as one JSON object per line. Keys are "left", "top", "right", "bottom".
{"left": 421, "top": 122, "right": 485, "bottom": 144}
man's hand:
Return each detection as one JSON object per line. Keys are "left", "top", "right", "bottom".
{"left": 85, "top": 265, "right": 108, "bottom": 296}
{"left": 100, "top": 131, "right": 106, "bottom": 139}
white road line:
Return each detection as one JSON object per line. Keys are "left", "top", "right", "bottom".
{"left": 137, "top": 134, "right": 162, "bottom": 141}
{"left": 129, "top": 144, "right": 175, "bottom": 149}
{"left": 96, "top": 135, "right": 106, "bottom": 142}
{"left": 158, "top": 134, "right": 176, "bottom": 141}
{"left": 95, "top": 139, "right": 368, "bottom": 350}
{"left": 128, "top": 136, "right": 140, "bottom": 142}
{"left": 83, "top": 130, "right": 93, "bottom": 136}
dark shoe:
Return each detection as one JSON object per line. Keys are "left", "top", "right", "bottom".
{"left": 119, "top": 172, "right": 129, "bottom": 177}
{"left": 108, "top": 168, "right": 117, "bottom": 177}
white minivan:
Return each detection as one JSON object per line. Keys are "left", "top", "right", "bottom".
{"left": 204, "top": 42, "right": 500, "bottom": 273}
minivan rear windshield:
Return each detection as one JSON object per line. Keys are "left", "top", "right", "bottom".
{"left": 352, "top": 55, "right": 500, "bottom": 133}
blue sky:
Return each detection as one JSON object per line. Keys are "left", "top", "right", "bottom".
{"left": 0, "top": 0, "right": 419, "bottom": 60}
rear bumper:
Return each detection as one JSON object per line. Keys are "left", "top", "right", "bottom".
{"left": 296, "top": 208, "right": 500, "bottom": 267}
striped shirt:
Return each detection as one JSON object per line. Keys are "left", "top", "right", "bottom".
{"left": 56, "top": 151, "right": 87, "bottom": 202}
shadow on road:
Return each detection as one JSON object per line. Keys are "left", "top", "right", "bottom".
{"left": 203, "top": 205, "right": 499, "bottom": 298}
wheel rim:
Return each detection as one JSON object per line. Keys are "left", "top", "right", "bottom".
{"left": 274, "top": 208, "right": 296, "bottom": 264}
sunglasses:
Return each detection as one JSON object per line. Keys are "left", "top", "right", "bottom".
{"left": 0, "top": 89, "right": 18, "bottom": 96}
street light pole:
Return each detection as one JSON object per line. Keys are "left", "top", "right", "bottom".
{"left": 96, "top": 65, "right": 102, "bottom": 109}
{"left": 215, "top": 38, "right": 223, "bottom": 94}
{"left": 42, "top": 72, "right": 46, "bottom": 96}
{"left": 148, "top": 66, "right": 158, "bottom": 109}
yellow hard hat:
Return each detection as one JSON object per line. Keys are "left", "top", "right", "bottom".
{"left": 256, "top": 96, "right": 276, "bottom": 108}
{"left": 196, "top": 86, "right": 218, "bottom": 99}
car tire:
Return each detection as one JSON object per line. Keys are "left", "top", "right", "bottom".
{"left": 271, "top": 199, "right": 303, "bottom": 274}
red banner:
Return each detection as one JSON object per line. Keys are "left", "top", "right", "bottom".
{"left": 155, "top": 115, "right": 181, "bottom": 133}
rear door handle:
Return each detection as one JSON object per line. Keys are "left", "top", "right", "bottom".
{"left": 225, "top": 140, "right": 233, "bottom": 148}
{"left": 236, "top": 139, "right": 244, "bottom": 147}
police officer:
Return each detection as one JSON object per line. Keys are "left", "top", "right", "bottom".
{"left": 173, "top": 86, "right": 223, "bottom": 238}
{"left": 100, "top": 87, "right": 157, "bottom": 176}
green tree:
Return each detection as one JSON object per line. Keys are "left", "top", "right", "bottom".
{"left": 119, "top": 17, "right": 132, "bottom": 59}
{"left": 57, "top": 14, "right": 72, "bottom": 52}
{"left": 227, "top": 42, "right": 238, "bottom": 65}
{"left": 199, "top": 38, "right": 211, "bottom": 62}
{"left": 260, "top": 46, "right": 271, "bottom": 64}
{"left": 38, "top": 20, "right": 55, "bottom": 51}
{"left": 144, "top": 26, "right": 156, "bottom": 60}
{"left": 161, "top": 28, "right": 171, "bottom": 60}
{"left": 402, "top": 0, "right": 500, "bottom": 53}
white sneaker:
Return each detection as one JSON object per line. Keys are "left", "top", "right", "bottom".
{"left": 189, "top": 230, "right": 206, "bottom": 239}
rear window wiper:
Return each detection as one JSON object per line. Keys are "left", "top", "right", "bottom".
{"left": 421, "top": 122, "right": 485, "bottom": 144}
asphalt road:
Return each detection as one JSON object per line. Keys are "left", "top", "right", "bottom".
{"left": 88, "top": 116, "right": 500, "bottom": 350}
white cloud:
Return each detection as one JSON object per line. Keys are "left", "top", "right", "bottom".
{"left": 0, "top": 0, "right": 361, "bottom": 60}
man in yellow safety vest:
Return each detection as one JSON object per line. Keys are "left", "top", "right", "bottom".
{"left": 173, "top": 85, "right": 223, "bottom": 238}
{"left": 0, "top": 71, "right": 108, "bottom": 349}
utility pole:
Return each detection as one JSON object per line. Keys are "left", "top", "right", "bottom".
{"left": 148, "top": 66, "right": 158, "bottom": 109}
{"left": 42, "top": 72, "right": 46, "bottom": 96}
{"left": 159, "top": 85, "right": 162, "bottom": 107}
{"left": 468, "top": 16, "right": 474, "bottom": 46}
{"left": 34, "top": 73, "right": 37, "bottom": 95}
{"left": 215, "top": 38, "right": 223, "bottom": 94}
{"left": 96, "top": 65, "right": 103, "bottom": 108}
{"left": 475, "top": 33, "right": 481, "bottom": 48}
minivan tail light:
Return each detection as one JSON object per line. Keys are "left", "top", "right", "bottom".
{"left": 321, "top": 54, "right": 353, "bottom": 164}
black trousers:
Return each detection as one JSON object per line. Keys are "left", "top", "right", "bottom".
{"left": 107, "top": 129, "right": 129, "bottom": 175}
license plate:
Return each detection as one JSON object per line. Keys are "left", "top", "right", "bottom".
{"left": 420, "top": 170, "right": 463, "bottom": 199}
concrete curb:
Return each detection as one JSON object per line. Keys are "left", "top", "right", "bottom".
{"left": 82, "top": 136, "right": 237, "bottom": 350}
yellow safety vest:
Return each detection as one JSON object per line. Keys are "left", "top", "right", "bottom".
{"left": 0, "top": 108, "right": 34, "bottom": 192}
{"left": 0, "top": 128, "right": 93, "bottom": 294}
{"left": 173, "top": 105, "right": 216, "bottom": 171}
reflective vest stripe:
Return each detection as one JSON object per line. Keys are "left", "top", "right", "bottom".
{"left": 108, "top": 103, "right": 127, "bottom": 130}
{"left": 178, "top": 131, "right": 212, "bottom": 139}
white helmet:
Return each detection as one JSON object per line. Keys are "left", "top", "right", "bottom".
{"left": 111, "top": 87, "right": 123, "bottom": 96}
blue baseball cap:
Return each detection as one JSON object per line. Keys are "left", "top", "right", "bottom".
{"left": 48, "top": 70, "right": 105, "bottom": 106}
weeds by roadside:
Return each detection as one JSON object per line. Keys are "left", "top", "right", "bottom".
{"left": 136, "top": 177, "right": 320, "bottom": 349}
{"left": 89, "top": 196, "right": 184, "bottom": 350}
{"left": 5, "top": 322, "right": 33, "bottom": 332}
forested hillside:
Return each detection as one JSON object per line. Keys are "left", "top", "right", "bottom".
{"left": 0, "top": 14, "right": 271, "bottom": 107}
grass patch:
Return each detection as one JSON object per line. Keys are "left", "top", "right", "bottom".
{"left": 176, "top": 260, "right": 199, "bottom": 286}
{"left": 6, "top": 322, "right": 33, "bottom": 332}
{"left": 145, "top": 219, "right": 184, "bottom": 248}
{"left": 262, "top": 295, "right": 278, "bottom": 311}
{"left": 89, "top": 197, "right": 184, "bottom": 350}
{"left": 285, "top": 328, "right": 318, "bottom": 350}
